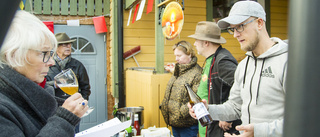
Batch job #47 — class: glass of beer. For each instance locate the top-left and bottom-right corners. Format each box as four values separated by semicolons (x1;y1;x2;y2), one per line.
54;68;79;95
54;68;94;117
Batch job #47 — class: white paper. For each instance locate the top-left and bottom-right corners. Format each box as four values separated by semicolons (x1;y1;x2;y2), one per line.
141;127;171;137
75;118;131;137
67;20;80;26
127;8;133;26
136;0;146;21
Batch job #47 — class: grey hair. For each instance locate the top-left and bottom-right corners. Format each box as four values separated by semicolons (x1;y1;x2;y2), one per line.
0;10;57;68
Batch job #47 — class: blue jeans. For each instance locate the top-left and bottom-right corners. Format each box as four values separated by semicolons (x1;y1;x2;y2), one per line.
172;124;198;137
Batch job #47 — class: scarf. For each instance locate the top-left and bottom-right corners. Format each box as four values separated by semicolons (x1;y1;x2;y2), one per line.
54;54;71;70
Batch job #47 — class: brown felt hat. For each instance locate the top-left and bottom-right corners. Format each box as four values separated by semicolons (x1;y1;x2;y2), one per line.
55;32;76;44
188;21;226;44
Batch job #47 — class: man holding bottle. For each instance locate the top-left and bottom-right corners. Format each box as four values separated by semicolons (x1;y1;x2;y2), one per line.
188;21;241;137
189;1;288;137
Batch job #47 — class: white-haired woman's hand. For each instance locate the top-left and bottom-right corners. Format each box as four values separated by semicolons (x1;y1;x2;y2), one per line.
62;93;89;118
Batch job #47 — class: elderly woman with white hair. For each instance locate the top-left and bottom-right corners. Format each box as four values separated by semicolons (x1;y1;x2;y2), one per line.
0;10;88;136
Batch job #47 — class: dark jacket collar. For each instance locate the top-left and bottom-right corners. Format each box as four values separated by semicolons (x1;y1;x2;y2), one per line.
0;65;57;122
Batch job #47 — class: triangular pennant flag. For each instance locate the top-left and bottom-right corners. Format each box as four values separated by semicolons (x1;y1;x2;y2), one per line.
132;3;140;24
67;20;80;26
147;0;154;14
19;0;26;10
92;16;108;33
136;0;146;21
43;21;54;33
127;8;133;26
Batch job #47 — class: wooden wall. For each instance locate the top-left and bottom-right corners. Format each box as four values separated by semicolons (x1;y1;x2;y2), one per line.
121;0;289;70
25;0;110;16
115;0;289;122
122;0;208;69
270;0;289;40
125;70;171;128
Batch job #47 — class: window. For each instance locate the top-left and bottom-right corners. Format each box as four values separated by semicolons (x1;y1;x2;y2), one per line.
71;37;95;54
208;0;258;23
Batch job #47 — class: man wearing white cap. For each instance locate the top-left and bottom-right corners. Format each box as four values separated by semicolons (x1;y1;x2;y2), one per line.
188;1;288;137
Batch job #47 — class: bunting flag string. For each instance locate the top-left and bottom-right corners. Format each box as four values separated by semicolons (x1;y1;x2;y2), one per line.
39;15;109;33
36;13;109;23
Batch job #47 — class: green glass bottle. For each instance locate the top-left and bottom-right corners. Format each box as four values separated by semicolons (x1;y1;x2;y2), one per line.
185;83;213;127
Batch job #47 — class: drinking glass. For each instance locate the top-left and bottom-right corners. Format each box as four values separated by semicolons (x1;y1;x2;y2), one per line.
54;68;94;117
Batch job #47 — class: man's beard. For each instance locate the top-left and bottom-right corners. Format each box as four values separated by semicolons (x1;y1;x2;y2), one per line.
241;30;259;51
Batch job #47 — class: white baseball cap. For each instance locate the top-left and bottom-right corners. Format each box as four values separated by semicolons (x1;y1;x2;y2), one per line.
217;1;266;29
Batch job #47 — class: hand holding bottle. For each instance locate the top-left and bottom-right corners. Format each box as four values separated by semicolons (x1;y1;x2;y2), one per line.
185;84;213;127
187;99;208;119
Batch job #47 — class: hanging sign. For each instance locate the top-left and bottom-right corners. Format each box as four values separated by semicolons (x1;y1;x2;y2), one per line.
161;2;184;40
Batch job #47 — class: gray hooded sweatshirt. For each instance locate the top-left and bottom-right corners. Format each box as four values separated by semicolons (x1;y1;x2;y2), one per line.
208;37;287;137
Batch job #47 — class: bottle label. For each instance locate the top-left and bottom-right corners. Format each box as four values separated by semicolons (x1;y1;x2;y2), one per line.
192;102;210;120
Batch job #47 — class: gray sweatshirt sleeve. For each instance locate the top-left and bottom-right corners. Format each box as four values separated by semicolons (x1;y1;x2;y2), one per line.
254;119;283;137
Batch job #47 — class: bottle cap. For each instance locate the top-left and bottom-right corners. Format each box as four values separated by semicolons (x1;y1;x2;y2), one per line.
134;114;139;120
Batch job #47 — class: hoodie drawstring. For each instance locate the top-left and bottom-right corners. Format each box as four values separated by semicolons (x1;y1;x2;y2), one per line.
256;58;265;105
243;57;250;88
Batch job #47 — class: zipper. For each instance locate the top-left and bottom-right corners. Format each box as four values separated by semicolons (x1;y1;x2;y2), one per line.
247;58;257;124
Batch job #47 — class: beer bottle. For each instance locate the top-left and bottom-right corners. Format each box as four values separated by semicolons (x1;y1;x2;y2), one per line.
185;83;213;127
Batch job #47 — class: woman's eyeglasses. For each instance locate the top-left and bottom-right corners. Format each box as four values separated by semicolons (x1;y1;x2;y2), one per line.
31;49;54;63
41;51;54;63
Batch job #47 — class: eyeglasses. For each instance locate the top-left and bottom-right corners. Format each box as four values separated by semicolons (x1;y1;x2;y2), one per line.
31;49;54;63
227;18;257;35
59;43;72;47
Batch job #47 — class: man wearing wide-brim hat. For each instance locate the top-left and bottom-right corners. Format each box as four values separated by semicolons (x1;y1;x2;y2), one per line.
188;21;241;137
189;1;288;137
45;32;91;133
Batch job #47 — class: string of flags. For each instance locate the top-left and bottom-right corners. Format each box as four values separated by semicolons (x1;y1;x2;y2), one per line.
18;0;108;34
19;0;108;34
18;0;155;32
127;0;154;26
41;16;108;34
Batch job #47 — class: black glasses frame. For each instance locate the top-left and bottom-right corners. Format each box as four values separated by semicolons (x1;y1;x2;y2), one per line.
41;51;54;63
227;18;257;34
